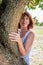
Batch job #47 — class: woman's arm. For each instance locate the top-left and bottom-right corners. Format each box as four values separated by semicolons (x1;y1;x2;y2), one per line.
9;32;35;56
17;32;35;56
17;39;26;56
9;32;26;56
24;32;35;52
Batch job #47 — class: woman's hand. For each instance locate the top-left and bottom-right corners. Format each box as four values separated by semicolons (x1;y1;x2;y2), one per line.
9;32;26;56
9;32;21;43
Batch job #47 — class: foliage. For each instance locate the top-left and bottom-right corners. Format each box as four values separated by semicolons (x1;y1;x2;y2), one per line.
35;21;40;26
27;0;43;10
39;3;43;10
40;22;43;26
32;0;39;5
33;17;43;26
33;16;40;26
27;2;36;9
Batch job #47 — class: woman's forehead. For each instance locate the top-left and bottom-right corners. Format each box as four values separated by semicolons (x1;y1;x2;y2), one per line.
21;14;29;18
24;15;29;18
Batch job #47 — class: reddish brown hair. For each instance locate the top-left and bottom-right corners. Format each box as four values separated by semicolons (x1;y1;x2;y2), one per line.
18;12;34;30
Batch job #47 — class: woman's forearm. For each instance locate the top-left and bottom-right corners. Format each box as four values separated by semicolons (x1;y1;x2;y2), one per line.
9;32;26;56
18;39;26;56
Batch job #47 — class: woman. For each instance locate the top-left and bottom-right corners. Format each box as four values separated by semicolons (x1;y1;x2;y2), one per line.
9;12;35;65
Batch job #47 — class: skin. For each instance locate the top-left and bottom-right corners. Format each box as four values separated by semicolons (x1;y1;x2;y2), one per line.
9;15;35;56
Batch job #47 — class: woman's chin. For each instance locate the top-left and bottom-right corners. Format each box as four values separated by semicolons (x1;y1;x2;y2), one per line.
22;26;27;29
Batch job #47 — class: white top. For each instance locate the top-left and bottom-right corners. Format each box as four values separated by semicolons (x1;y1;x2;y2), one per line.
18;29;33;65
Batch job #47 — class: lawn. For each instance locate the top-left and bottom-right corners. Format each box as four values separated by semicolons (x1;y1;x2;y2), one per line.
30;26;43;65
32;29;43;34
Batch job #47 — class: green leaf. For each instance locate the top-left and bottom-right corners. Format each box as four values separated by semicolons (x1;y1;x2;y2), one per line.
39;4;43;9
33;0;39;5
39;0;43;2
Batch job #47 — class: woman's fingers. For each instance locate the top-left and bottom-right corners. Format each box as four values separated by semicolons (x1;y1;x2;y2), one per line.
9;33;17;37
9;34;14;37
9;32;18;37
9;36;17;42
9;36;17;39
8;32;20;42
10;32;18;35
10;39;17;42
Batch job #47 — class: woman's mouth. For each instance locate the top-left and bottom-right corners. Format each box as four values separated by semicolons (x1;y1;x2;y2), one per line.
22;22;25;25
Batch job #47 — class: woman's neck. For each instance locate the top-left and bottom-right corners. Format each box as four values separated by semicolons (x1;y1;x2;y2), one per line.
20;28;29;38
21;28;28;34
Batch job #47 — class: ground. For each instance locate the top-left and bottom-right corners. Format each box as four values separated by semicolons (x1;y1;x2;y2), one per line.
30;26;43;65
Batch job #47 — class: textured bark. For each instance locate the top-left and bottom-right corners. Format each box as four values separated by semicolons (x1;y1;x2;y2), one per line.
0;0;28;65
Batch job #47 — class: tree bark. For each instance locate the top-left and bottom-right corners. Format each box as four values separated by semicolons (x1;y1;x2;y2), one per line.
0;0;28;65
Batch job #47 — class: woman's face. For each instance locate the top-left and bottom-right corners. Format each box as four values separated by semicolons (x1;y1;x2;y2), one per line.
20;15;30;29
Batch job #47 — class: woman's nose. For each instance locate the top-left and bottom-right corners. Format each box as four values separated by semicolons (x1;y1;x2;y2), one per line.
23;18;26;22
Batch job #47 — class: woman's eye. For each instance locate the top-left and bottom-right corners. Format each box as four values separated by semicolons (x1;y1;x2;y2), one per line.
26;18;28;20
21;17;29;21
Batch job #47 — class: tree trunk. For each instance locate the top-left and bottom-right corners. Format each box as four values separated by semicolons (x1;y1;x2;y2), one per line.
0;0;28;65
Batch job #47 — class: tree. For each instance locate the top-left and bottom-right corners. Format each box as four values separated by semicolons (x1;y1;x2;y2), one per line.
0;0;29;65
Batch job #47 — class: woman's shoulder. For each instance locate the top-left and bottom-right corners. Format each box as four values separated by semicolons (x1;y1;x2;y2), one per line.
27;30;35;38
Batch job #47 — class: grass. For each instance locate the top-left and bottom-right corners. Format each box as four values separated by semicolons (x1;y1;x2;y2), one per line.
32;28;43;34
30;26;43;65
